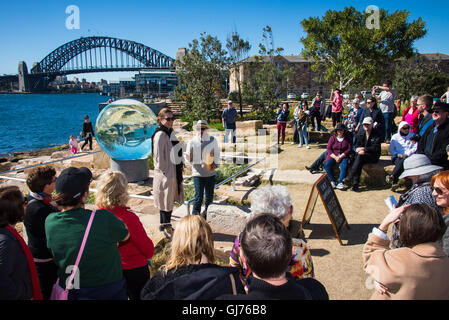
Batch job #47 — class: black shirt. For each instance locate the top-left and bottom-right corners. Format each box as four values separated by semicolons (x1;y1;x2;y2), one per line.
24;197;57;259
417;119;449;170
217;273;329;300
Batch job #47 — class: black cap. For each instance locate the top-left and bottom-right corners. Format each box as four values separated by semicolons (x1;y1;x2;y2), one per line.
55;167;92;198
434;101;449;112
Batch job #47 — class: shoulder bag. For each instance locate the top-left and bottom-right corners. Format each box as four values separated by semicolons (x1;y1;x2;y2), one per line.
50;210;96;300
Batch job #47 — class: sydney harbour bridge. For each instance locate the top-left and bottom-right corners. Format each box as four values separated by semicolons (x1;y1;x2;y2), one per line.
5;36;176;92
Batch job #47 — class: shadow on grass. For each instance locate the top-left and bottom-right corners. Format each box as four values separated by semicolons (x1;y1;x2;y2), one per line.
303;223;377;246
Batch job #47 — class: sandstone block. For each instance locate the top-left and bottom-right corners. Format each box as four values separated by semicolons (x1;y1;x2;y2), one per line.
236;120;263;136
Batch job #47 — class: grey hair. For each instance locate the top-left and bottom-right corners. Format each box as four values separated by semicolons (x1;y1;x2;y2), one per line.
250;185;292;219
411;95;419;101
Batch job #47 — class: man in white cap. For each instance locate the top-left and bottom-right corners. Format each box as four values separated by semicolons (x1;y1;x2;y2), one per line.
222;100;238;143
346;117;382;192
185;120;220;219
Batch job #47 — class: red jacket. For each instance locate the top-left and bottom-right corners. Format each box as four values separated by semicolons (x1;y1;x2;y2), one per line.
103;206;155;270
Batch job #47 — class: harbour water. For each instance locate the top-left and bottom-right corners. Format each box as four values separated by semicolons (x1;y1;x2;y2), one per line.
0;93;107;155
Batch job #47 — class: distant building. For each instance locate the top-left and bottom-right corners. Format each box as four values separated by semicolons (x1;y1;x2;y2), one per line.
119;78;136;94
135;70;178;96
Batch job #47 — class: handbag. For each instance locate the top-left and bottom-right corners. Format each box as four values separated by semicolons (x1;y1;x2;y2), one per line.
50;210;96;300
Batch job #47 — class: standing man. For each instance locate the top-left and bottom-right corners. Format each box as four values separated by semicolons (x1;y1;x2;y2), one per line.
222;100;238;144
310;91;326;131
417;101;449;170
415;94;434;139
186;120;220;219
373;81;396;143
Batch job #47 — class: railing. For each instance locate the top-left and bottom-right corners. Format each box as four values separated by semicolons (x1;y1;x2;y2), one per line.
185;155;266;215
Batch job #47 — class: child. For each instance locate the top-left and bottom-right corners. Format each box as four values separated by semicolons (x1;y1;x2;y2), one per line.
69;135;79;154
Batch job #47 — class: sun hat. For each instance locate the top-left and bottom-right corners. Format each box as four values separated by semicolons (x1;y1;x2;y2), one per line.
55;167;92;199
362;117;373;125
335;123;347;132
399;154;443;180
195;120;209;129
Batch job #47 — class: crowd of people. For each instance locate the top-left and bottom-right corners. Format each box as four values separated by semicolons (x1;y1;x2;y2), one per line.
1;87;449;301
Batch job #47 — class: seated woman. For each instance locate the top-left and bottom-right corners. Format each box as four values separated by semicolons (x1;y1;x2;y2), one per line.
390;154;442;249
141;215;245;299
363;203;449;300
324;123;352;190
229;185;314;293
95;171;155;300
387;121;417;189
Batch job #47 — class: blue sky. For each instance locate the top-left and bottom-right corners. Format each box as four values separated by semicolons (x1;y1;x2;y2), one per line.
1;0;448;82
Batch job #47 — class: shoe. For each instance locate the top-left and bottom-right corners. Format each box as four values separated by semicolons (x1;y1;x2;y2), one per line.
163;226;174;239
385;175;393;185
350;185;359;192
298;145;303;148
306;146;310;149
291;142;296;145
391;183;400;192
331;181;336;188
336;183;344;190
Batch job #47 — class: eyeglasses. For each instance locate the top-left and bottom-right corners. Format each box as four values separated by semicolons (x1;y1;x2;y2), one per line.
402;127;410;130
432;186;447;195
164;117;175;121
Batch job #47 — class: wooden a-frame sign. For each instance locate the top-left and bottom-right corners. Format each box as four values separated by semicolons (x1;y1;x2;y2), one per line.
300;174;350;246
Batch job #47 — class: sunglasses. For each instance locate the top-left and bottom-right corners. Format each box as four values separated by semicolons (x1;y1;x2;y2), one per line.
164;117;175;121
432;187;447;195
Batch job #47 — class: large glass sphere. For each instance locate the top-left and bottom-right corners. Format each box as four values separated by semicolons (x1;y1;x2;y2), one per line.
95;99;158;160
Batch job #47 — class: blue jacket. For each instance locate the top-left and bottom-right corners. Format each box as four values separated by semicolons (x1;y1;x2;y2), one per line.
277;109;290;123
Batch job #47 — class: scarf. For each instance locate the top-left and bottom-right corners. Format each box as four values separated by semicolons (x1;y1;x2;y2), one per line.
5;225;43;300
29;191;56;207
152;124;184;190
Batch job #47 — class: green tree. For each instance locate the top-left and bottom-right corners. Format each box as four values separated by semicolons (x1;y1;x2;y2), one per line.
242;26;293;122
394;54;449;100
175;33;229;123
226;31;251;118
300;6;427;90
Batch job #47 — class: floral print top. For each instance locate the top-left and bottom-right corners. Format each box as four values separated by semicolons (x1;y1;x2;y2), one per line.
229;234;315;292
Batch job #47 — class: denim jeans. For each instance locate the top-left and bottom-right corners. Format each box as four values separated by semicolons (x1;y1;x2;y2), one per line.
383;112;394;141
324;158;348;184
298;124;308;147
193;175;216;218
224;123;236;143
310;151;328;170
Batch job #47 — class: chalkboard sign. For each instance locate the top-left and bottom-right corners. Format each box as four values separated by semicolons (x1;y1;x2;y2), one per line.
300;174;349;245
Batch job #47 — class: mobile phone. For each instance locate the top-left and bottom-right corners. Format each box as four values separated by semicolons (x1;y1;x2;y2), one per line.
384;196;397;210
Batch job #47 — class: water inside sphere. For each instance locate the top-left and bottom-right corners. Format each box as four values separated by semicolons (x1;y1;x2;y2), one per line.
94;99;158;160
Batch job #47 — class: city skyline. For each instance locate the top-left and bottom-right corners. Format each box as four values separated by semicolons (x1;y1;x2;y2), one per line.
1;0;448;82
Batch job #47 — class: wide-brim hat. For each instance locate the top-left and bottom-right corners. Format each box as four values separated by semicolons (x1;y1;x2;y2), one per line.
335;123;347;131
195;120;209;129
399;154;442;179
55;167;92;199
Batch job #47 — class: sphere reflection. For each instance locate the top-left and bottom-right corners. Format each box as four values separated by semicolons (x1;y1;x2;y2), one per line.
94;99;158;160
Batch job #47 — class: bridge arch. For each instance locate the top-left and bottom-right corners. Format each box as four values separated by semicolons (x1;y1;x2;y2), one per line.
30;36;175;75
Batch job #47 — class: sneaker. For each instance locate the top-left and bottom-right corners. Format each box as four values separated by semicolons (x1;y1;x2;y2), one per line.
331;181;336;188
298;145;303;148
163;226;174;239
291;142;296;145
350;185;359;192
336;183;344;190
306;146;310;149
